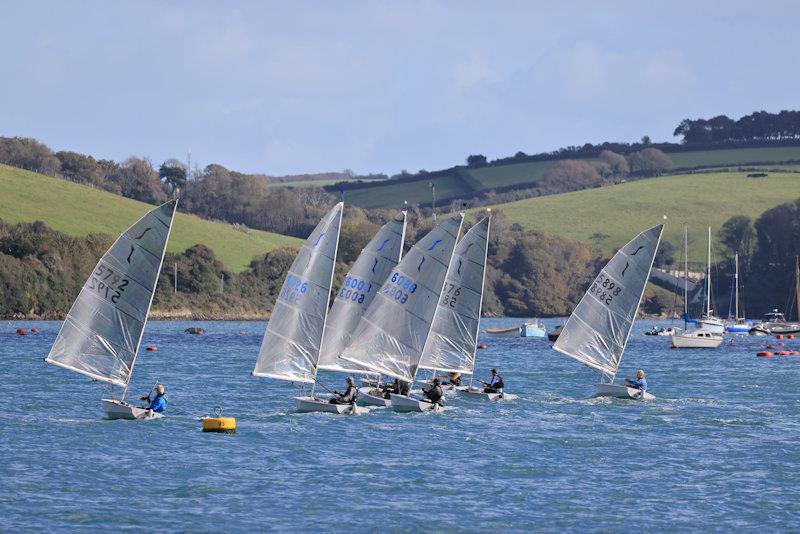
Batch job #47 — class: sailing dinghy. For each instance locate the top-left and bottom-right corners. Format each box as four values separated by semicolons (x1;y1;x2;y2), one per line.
252;203;366;414
317;211;407;407
340;214;464;412
45;200;178;419
553;224;663;400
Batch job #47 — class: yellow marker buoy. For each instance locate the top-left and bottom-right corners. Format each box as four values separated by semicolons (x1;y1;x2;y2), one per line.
201;407;236;434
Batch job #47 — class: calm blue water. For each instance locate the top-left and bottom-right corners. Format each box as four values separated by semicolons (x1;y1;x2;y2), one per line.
2;318;800;532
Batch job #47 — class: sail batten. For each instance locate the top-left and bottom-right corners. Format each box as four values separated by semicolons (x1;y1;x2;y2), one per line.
340;214;464;381
253;203;344;383
554;224;663;379
317;211;407;373
418;217;490;375
45;200;178;387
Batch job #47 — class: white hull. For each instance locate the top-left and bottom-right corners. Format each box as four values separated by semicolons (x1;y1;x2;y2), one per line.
455;386;517;401
484;327;520;337
389;394;440;413
357;387;391;407
294;396;367;415
670;330;724;348
696;319;725;334
101;399;163;420
594;383;655;400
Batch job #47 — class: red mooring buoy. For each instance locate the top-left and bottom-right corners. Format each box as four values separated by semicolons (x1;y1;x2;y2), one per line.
757;352;773;357
16;328;26;336
146;346;158;351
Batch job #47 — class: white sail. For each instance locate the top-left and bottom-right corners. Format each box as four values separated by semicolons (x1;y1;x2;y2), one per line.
252;203;343;384
317;211;407;373
340;214;464;382
45;200;177;387
418;216;490;374
553;224;663;378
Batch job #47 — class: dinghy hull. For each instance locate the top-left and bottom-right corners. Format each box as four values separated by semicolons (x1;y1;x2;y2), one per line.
593;384;655;400
294;396;366;415
357;387;391;407
484;327;520;337
390;394;439;413
455;386;517;401
101;399;163;420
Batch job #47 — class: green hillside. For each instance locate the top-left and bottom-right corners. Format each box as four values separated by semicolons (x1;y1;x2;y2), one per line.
342;145;800;209
476;171;800;260
0;164;302;271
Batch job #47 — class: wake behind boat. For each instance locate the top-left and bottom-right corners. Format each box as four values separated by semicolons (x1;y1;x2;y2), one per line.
45;200;178;419
553;224;663;400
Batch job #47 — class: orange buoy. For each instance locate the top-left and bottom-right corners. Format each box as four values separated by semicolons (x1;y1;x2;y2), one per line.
777;334;784;340
477;344;488;349
757;352;773;357
777;350;791;356
767;344;776;349
146;346;158;351
788;334;796;340
16;328;26;336
30;327;39;333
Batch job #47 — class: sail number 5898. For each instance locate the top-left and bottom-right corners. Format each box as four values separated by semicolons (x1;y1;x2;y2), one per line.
589;273;621;306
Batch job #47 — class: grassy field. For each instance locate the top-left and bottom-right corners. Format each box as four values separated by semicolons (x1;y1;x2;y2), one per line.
474;171;800;260
343;145;800;209
0;165;302;271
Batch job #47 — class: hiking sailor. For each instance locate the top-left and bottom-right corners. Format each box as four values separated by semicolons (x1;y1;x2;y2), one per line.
330;377;358;405
422;377;445;407
480;368;504;393
140;384;167;414
625;370;647;392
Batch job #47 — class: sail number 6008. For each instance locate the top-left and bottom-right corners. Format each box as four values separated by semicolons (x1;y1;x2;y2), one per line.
382;272;417;304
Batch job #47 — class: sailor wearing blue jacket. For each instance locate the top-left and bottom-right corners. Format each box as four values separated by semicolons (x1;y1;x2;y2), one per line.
625;370;647;391
141;384;167;413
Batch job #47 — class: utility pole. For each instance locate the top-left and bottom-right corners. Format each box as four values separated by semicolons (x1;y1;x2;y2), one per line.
429;182;436;224
220;273;225;294
174;262;178;294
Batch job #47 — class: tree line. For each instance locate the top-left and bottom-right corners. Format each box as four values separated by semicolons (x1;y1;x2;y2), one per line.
674;110;800;145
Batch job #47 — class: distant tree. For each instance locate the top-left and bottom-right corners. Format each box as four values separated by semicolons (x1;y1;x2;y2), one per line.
598;150;629;178
542;160;602;190
466;154;488;168
641;135;652;145
55;151;103;187
0;137;61;175
627;148;672;176
118;157;167;204
158;159;187;193
718;215;756;267
654;240;676;267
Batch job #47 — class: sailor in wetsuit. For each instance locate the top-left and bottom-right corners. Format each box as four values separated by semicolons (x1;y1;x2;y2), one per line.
480;369;504;393
625;370;647;392
444;372;462;387
422;378;445;407
140;384;167;414
330;377;358;405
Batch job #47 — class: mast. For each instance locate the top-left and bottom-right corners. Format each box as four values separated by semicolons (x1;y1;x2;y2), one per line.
706;225;712;317
796;256;800;322
734;252;740;321
683;223;688;329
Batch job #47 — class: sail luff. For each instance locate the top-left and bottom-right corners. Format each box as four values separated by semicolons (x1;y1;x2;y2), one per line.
339;214;464;382
417;216;490;375
311;203;344;381
124;199;178;395
252;203;343;384
45;200;178;387
553;224;663;380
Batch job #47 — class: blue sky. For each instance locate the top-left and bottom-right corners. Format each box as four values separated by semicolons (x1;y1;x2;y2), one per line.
2;1;798;176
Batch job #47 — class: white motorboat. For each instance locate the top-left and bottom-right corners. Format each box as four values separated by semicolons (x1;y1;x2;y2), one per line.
594;383;655;401
670;328;724;348
45;200;178;419
295;396;367;415
455;386;518;401
554;224;664;400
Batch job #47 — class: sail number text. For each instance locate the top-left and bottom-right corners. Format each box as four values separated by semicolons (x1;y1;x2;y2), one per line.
280;274;308;304
441;283;461;308
339;276;372;304
382;272;417;304
589;273;621;306
89;265;129;304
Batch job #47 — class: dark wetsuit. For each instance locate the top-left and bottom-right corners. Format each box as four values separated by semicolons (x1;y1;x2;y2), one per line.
484;375;504;393
423;385;445;406
330;385;358;404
